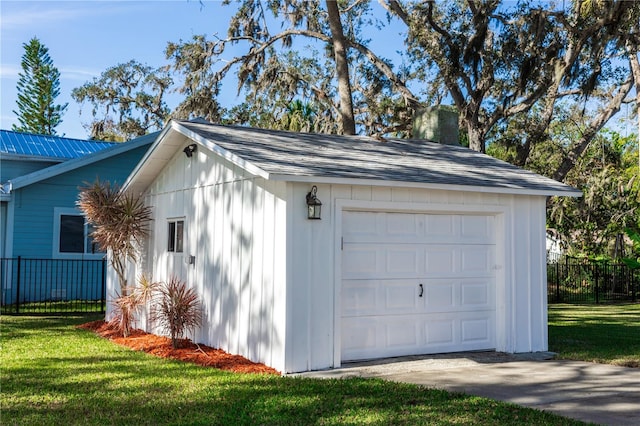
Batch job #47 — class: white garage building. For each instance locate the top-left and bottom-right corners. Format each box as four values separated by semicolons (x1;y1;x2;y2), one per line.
115;119;580;373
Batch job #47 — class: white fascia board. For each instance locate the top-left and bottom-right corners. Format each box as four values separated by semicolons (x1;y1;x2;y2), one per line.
9;135;155;191
172;121;270;180
121;125;175;193
267;174;583;198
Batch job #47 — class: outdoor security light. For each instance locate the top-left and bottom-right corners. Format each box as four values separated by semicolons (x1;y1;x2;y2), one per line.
306;185;322;220
183;144;197;158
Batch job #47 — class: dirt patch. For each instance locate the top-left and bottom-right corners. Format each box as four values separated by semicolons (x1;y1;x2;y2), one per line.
78;320;280;375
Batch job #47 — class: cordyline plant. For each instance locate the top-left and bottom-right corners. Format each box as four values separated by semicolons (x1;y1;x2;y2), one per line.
77;180;152;296
150;276;203;349
110;274;162;337
77;180;153;337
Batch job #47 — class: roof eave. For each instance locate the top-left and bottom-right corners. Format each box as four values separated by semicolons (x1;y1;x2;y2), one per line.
122;120;270;195
268;174;583;198
9;134;156;191
172;121;270;179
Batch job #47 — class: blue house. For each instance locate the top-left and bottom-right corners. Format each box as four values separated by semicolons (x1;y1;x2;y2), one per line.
1;130;155;309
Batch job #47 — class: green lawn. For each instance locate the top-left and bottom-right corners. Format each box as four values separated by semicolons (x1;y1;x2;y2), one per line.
548;303;640;367
0;315;583;426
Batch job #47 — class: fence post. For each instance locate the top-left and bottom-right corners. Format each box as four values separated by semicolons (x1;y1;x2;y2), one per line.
101;258;106;313
594;262;599;304
15;256;21;314
555;261;560;302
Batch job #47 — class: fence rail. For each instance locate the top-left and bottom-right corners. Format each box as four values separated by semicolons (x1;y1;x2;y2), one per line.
547;256;639;304
1;257;106;314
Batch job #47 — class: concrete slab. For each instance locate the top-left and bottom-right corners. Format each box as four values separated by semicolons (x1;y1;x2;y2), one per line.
295;352;640;426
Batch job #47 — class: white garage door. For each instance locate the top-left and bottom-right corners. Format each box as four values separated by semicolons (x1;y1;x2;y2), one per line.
341;211;496;361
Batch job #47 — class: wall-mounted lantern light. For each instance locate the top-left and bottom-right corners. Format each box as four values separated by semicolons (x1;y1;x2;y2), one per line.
306;185;322;220
183;143;197;158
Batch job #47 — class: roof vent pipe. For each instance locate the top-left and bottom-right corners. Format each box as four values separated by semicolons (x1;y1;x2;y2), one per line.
412;106;460;146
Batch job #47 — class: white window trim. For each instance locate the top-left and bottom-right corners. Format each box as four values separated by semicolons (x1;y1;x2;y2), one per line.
167;217;186;254
52;207;104;259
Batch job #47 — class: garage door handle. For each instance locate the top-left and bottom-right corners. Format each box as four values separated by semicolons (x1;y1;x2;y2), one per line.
418;283;423;298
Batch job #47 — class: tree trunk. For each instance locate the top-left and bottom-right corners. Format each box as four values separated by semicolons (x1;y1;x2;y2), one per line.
628;48;640;171
465;120;485;153
326;0;356;135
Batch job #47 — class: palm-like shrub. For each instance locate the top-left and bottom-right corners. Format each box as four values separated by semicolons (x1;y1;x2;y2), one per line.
150;277;203;348
77;180;152;296
78;180;152;336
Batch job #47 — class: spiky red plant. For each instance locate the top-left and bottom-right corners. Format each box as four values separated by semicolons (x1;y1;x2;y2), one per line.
150;277;203;348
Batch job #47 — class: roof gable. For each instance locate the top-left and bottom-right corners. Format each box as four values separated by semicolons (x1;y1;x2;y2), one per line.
0;130;115;160
124;120;580;197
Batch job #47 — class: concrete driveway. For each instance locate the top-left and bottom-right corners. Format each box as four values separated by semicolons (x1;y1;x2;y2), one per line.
297;352;640;425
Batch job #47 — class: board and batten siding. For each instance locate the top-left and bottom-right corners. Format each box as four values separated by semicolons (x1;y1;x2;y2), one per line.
136;145;288;373
286;182;548;373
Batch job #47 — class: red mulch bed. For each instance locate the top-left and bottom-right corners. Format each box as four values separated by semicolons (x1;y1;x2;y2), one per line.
77;320;280;375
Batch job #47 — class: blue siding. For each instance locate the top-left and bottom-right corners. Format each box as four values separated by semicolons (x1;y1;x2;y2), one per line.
1;159;60;182
11;145;149;259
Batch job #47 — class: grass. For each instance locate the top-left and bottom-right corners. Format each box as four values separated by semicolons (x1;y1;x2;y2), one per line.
0;315;584;426
548;303;640;367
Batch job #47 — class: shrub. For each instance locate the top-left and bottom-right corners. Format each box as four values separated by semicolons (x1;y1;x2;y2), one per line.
109;274;161;337
150;276;203;348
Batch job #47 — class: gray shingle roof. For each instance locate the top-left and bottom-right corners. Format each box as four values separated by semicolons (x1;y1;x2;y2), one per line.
177;121;579;196
0;130;114;160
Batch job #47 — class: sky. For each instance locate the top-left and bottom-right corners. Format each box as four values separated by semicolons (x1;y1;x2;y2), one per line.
0;0;245;139
1;1;635;141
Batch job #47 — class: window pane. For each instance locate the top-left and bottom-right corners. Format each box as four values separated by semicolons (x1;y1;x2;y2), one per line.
175;221;184;253
168;222;176;252
60;215;84;253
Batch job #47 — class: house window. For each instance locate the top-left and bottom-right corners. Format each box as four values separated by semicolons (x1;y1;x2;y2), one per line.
168;219;184;253
60;215;85;253
53;208;105;258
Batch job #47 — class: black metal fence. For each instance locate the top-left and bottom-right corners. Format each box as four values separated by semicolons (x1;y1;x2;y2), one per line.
547;255;640;303
1;257;106;314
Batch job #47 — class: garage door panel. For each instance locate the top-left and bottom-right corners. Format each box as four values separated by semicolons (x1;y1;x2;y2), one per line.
423;279;493;311
343;279;421;316
386;247;421;275
425;319;454;345
342;311;496;361
424;248;456;275
424;281;454;308
460;215;494;241
341;318;376;355
385;318;420;348
461;317;492;344
344;243;424;279
460;281;491;306
460;246;494;275
342;281;378;314
341;211;497;362
342;247;379;277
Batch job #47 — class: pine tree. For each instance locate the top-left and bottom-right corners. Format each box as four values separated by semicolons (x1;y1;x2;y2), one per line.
12;37;67;135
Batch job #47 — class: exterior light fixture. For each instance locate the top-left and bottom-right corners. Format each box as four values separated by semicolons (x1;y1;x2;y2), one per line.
183;143;197;158
306;185;322;220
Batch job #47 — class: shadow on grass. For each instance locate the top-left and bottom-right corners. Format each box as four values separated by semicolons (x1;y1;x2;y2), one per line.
1;316;583;426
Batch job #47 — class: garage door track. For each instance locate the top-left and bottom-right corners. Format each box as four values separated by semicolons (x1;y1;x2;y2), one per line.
297;352;640;426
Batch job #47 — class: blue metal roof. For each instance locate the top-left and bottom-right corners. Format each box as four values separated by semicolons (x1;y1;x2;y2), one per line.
0;130;116;160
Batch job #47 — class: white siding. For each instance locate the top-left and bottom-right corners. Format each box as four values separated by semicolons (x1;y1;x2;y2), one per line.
287;184;549;372
135;145;288;372
107;146;551;373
